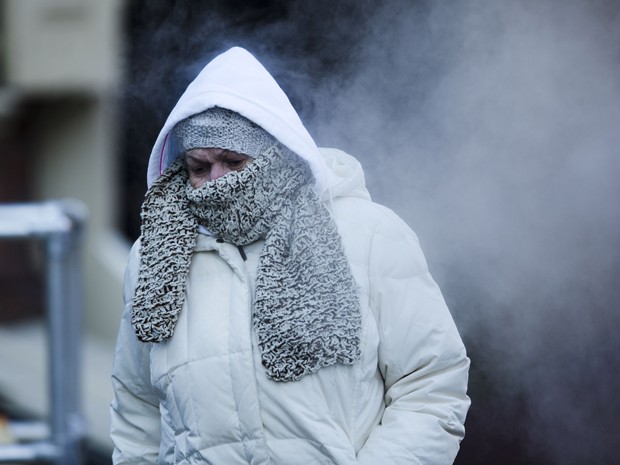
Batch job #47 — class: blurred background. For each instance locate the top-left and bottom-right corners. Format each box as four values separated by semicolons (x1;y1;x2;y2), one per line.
1;0;619;463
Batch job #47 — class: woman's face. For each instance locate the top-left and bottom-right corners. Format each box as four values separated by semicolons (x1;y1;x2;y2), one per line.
185;148;253;188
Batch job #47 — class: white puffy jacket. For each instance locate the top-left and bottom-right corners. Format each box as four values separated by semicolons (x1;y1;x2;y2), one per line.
110;47;470;465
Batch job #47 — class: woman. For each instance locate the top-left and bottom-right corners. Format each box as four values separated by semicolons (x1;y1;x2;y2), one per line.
110;47;470;465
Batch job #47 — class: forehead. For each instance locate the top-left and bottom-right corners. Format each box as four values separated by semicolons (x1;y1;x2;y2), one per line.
185;148;246;161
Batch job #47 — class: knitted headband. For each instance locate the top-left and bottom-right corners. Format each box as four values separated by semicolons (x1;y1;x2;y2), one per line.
172;107;277;158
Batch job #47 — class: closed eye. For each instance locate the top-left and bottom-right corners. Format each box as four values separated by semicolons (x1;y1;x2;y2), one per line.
186;160;211;175
187;163;212;174
226;158;248;169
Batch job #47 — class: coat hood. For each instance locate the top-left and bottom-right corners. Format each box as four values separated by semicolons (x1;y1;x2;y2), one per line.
146;47;329;194
320;147;371;201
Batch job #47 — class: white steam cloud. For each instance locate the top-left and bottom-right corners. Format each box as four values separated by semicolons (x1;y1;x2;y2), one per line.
310;0;620;463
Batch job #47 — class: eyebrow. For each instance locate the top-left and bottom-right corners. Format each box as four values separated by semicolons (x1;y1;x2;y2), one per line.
185;153;214;163
184;150;224;164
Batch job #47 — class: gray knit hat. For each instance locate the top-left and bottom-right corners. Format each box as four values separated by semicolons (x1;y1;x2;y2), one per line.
172;107;277;158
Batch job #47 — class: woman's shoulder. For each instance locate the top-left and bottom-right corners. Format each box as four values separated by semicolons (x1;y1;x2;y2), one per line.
332;196;420;245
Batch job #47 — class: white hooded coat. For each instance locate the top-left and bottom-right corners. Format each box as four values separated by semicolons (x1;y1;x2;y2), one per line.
110;47;470;465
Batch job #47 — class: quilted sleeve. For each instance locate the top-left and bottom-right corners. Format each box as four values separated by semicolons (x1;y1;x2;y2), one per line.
109;241;161;464
357;209;470;465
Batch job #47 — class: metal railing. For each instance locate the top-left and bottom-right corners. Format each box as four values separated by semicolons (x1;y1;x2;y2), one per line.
0;200;87;465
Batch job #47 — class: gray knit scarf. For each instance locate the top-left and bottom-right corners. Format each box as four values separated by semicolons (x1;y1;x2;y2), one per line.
132;145;361;381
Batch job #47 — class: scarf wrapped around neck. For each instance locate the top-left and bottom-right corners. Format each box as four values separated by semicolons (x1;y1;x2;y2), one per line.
132;145;361;381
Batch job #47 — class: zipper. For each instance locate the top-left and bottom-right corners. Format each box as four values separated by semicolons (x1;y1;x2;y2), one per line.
236;244;247;261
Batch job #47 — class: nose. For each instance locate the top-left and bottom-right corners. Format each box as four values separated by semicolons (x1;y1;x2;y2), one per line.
209;163;230;181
